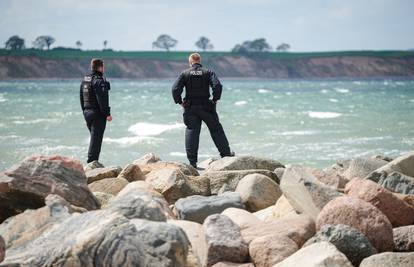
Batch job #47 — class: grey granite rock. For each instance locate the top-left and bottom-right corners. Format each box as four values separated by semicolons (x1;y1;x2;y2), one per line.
85;165;122;183
206;156;284;172
375;171;414;195
360;252;414;267
393;225;414;252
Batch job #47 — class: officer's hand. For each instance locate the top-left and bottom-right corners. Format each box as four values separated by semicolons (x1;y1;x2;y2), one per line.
106;115;113;122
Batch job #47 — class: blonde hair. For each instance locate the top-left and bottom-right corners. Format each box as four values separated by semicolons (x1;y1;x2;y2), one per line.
189;53;201;64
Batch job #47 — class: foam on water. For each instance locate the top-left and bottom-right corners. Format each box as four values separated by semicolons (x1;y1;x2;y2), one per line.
104;136;159;146
234;101;248;106
0;94;7;103
334;88;350;93
128;122;184;136
320;89;329;94
13;118;59;125
329;98;339;103
258;89;270;93
308;111;342;119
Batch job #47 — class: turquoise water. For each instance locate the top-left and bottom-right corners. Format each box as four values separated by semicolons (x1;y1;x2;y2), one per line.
0;79;413;171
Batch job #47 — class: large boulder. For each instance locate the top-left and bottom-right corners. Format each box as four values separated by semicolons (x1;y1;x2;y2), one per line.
304;224;376;266
273;241;353;267
203;214;248;266
0;155;99;222
249;234;298;267
308;167;348;189
374;171;414;195
343;157;388;180
203;170;279;194
88;177;129;195
85;165;122;183
83;160;104;172
0;236;4;263
133;152;161;166
131;219;189;267
280;165;343;220
221;208;261;230
360;252;414;267
205;156;284;172
235;173;282;212
241;214;315;246
146;168;210;204
118;163;145;182
254;195;296;222
316;196;394;252
366;151;414;181
140;161;199;176
393;225;414;252
93;192;114;208
174;192;245;223
345;178;414;226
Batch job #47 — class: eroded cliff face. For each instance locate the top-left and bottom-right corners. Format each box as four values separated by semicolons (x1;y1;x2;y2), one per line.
0;54;413;79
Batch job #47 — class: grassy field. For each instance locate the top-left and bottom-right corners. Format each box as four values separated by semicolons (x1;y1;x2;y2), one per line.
0;49;413;61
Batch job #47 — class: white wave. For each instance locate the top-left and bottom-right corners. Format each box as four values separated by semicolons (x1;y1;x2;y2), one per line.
234;101;248;106
104;136;159;146
409;99;414;103
258;89;270;93
0;94;7;103
285;92;292;95
13;118;58;125
274;130;319;136
320;89;328;94
308;111;342;119
329;98;339;103
170;152;186;157
128;122;184;136
334;88;350;93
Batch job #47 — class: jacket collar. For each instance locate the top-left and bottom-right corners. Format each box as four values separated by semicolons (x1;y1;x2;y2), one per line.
92;70;103;77
191;63;202;68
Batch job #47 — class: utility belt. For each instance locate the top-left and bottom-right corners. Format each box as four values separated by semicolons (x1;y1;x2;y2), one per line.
184;98;210;106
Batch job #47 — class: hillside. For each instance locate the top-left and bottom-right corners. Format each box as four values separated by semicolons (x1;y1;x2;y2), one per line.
0;49;414;79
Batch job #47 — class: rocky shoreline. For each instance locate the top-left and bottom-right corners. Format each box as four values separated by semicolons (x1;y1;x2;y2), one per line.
0;152;414;266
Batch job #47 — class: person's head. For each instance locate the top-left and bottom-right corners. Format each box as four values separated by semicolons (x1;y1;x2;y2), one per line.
91;58;104;73
188;53;201;66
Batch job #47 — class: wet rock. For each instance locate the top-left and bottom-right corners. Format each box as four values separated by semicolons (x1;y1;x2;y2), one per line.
146;168;210;204
280;165;343;220
254;195;296;222
85;165;122;183
222;208;261;230
375;171;414;195
131;219;189;267
235;173;282;212
360;252;414;267
83;160;104;172
304;224;376;266
345;178;414;226
93;191;114;208
174;192;245;223
206;156;284;172
241;214;315;246
249;234;298;267
168;220;207;267
393;225;414;252
203;214;248;266
0;236;4;263
133;152;161;166
0;155;99;222
141;161;199;176
343;157;388;180
118;163;145;182
367;151;414;181
88;177;129;195
274;241;353;267
204;170;279;194
316;196;394;252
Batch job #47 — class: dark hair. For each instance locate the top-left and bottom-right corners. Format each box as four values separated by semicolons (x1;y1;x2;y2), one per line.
91;58;104;71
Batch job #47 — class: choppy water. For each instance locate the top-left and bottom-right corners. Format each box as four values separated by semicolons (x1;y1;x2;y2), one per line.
0;79;413;170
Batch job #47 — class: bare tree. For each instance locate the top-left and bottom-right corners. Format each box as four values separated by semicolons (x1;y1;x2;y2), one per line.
33;36;55;50
276;43;291;52
195;36;213;51
5;35;25;50
152;34;177;51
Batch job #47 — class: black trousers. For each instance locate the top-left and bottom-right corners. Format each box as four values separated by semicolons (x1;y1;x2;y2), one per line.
84;109;106;163
183;102;231;165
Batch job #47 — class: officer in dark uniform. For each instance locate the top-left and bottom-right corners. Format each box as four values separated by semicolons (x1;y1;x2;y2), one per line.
80;58;112;163
172;53;234;168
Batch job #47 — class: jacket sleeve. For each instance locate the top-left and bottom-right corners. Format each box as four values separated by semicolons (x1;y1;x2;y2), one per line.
209;70;222;102
80;83;85;111
93;78;111;117
172;72;186;104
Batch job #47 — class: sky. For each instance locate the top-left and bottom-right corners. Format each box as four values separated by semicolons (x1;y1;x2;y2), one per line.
0;0;413;52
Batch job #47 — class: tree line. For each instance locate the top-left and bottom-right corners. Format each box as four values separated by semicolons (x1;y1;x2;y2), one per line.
4;34;291;52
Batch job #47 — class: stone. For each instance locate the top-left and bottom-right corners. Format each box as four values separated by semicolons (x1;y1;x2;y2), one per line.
254;195;296;222
0;155;99;222
93;191;114;208
141;161;199;176
118;163;145;182
393;225;414;252
345;178;414;226
168;220;207;267
198;158;217;170
1;210;147;266
206;156;284;172
146;168;210;204
203;170;279;194
131;219;189;267
375;171;414;195
235;173;282;212
273;241;353;267
367;151;414;181
88;177;129;195
83;160;104;172
174;192;245;223
249;234;298;267
396;193;414;208
274;167;285;181
241;214;315;246
360;252;414;267
343;157;388;180
85;165;122;183
0;235;4;263
133;152;161;166
211;263;254;267
221;208;261;230
316;196;394;252
280;165;343;220
372;154;394;162
203;214;248;266
308;167;348;189
304;224;376;266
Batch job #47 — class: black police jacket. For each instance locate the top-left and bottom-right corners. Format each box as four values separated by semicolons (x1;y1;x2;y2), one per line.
171;63;223;104
80;71;111;117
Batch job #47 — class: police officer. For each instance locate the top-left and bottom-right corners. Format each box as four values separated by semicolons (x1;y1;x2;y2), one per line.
80;58;112;163
172;53;234;168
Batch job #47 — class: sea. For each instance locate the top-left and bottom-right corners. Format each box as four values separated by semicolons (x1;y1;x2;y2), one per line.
0;79;413;171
